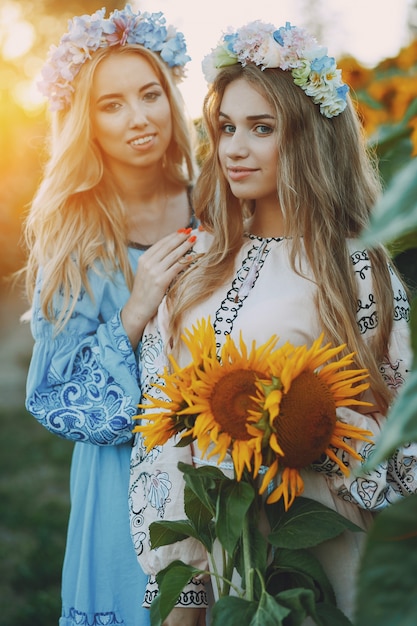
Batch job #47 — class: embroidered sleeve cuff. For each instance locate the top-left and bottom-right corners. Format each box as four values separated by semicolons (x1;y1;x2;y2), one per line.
143;575;208;609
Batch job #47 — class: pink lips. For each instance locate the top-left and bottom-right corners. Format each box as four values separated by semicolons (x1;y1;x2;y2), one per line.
227;167;256;181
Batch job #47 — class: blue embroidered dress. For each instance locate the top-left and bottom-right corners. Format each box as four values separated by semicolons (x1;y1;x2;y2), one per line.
26;247;151;626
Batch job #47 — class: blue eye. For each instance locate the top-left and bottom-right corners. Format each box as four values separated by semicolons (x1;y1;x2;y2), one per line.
256;124;273;134
221;123;235;134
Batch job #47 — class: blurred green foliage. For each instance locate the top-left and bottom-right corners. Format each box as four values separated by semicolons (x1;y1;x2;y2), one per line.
0;407;73;626
350;44;417;626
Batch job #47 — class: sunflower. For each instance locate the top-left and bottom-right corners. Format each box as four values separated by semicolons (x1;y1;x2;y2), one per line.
134;318;278;480
135;320;374;511
133;359;197;449
180;329;279;480
251;335;374;510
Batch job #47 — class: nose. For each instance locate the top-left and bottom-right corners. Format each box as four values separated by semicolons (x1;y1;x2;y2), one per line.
129;102;149;128
225;129;248;159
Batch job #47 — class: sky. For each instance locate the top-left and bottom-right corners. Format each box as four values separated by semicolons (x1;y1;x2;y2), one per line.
132;0;411;118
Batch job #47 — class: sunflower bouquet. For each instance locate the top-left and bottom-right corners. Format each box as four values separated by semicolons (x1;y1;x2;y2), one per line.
134;318;373;625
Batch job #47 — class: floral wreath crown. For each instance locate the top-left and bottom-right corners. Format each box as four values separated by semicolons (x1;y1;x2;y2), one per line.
38;4;191;111
202;21;349;118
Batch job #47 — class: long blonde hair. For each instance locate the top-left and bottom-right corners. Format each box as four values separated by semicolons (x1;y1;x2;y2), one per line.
24;44;195;330
168;64;405;412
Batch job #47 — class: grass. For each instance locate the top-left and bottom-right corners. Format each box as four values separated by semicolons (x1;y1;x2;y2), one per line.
0;406;73;626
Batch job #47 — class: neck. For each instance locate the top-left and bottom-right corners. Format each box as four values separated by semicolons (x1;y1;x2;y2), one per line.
106;159;167;205
124;181;190;247
249;201;286;238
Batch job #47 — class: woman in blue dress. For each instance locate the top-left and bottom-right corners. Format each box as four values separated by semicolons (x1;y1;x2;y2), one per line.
23;5;198;625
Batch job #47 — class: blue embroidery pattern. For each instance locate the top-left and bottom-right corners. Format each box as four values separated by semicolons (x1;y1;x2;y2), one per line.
27;344;134;445
61;606;124;625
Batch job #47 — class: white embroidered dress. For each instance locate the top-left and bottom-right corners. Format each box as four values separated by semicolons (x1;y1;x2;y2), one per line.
129;231;414;619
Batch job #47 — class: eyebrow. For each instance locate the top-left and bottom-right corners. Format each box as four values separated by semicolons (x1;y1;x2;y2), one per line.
96;81;161;104
219;111;276;121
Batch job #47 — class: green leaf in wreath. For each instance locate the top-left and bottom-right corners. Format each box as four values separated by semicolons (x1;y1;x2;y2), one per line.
216;479;255;556
151;560;203;625
267;548;336;605
266;497;362;549
355;494;417;626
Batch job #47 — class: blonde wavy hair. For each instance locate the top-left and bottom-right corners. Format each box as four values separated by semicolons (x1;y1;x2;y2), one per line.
167;63;406;412
24;44;196;330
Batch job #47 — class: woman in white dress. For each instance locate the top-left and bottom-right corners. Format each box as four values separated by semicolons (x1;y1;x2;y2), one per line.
129;20;415;626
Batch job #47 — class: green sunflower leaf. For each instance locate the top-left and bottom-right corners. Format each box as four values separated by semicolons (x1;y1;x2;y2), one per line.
360;157;417;246
266;497;362;549
211;596;258;626
184;484;215;552
178;461;226;516
216;479;255;555
355;494;417;626
211;591;291;626
274;588;353;626
151;560;203;625
267;548;335;605
149;519;199;548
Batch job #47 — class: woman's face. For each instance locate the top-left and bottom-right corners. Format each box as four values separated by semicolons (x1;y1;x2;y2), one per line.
217;78;278;209
91;52;172;174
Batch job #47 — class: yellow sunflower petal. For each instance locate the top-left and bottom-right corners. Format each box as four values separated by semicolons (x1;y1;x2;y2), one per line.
270;433;285;456
232;440;254;481
266;467;305;510
324;446;350;476
259;459;279;495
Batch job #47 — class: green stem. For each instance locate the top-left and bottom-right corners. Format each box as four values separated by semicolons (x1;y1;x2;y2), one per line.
242;511;254;602
208;553;243;598
208;550;222;598
222;548;234;596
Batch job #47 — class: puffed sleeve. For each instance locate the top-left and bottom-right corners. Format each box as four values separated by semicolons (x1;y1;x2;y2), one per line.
26;268;140;445
312;251;415;511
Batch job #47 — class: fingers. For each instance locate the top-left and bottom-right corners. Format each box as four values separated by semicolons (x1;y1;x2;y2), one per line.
121;229;199;348
137;231;197;279
140;229;197;264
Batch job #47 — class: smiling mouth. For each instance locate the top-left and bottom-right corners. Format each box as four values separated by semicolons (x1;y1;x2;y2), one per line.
227;167;256;180
130;135;154;146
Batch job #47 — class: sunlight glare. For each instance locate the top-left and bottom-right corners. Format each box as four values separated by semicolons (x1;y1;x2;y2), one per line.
0;2;35;60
